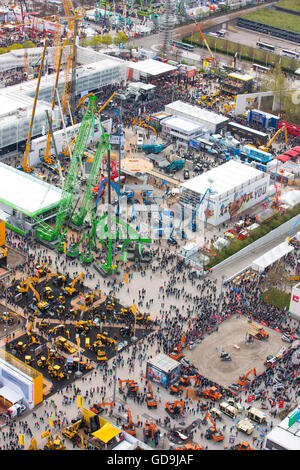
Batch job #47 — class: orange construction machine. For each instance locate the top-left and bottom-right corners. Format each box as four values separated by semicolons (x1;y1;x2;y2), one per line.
146;382;158;408
122;408;136;436
200;386;222;401
237;368;256;387
143;421;160;445
119;379;139;396
90;402;113;415
204;410;224;442
169;333;185;361
165;400;185;417
179;375;198;387
174;442;203;450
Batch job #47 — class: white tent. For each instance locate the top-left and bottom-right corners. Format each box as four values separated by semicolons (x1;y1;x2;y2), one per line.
0;385;23;405
280;190;300;208
251;241;294;273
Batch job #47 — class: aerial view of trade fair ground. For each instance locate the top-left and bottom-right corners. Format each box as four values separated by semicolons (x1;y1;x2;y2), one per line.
0;0;300;459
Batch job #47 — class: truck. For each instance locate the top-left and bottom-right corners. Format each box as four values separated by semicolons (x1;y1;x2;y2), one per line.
162;160;185;174
142;142;172;154
7;403;26;419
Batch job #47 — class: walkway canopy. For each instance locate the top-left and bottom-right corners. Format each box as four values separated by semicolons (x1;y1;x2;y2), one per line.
251;241;294;273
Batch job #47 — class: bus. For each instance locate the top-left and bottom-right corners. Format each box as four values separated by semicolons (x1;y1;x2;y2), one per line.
227;121;269;146
170;40;195;51
282;49;299;59
252;63;271;74
216;29;226;37
256;41;275;52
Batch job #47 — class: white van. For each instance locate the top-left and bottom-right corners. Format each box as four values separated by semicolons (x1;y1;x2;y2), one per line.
7;403;26;419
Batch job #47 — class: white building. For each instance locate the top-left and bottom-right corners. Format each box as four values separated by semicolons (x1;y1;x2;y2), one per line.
165;101;229;134
180;160;270;226
289;281;300;321
264;408;300;450
161;115;204;142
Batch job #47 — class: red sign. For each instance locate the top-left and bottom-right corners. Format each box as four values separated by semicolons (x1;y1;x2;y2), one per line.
292;295;299;303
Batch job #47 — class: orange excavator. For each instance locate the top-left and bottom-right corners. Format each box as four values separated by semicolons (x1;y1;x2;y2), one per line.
119;379;139;396
234;441;254;450
122;408;136;436
204;410;224;442
165;400;185;418
237;368;256;387
169;333;185;361
90;402;113;415
179;375;198;387
146;382;158;408
170;381;184;396
143;421;160;445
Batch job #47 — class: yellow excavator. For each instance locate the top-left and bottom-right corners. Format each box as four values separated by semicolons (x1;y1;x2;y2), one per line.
61;272;84;296
17;280;49;311
41;430;66;450
62;418;84;441
259;126;287;153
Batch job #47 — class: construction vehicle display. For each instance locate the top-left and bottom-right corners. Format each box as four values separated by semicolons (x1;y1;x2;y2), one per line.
234;441;254;451
0;312;14;325
122;408;136;436
96;332;117;348
119;379;139;396
62;418;84;442
90;402;113;415
173;442;203;451
165;400;185;418
55;336;77;354
143;421;160;445
170;382;184;396
48;364;67;381
179;375;198;387
61;272;84;296
247;321;269;340
146;382;158;408
48;324;67;337
141;142;172;154
16;280;49;311
74;320;94;333
200;386;222;401
41;430;66;450
203;410;224;442
237;368;256;387
169;333;185;361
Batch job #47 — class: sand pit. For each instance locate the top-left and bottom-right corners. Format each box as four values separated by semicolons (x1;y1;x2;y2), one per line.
121;157;153;174
184;315;285;388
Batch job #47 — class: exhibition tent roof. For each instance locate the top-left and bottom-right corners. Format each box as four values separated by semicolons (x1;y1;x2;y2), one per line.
0;162;63;217
92;423;121;443
0;386;23;405
251;241;294;273
127;59;176;76
276;154;291;162
180;160;264;199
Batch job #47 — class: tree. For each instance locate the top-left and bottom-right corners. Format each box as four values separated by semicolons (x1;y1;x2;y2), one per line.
0;48;7;55
89;35;102;50
113;31;128;46
101;33;113;47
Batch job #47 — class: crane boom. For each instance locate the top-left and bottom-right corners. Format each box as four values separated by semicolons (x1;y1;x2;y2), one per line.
191;14;214;61
21;39;48;173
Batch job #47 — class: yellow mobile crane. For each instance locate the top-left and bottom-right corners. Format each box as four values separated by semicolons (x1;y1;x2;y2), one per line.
21;39;48;174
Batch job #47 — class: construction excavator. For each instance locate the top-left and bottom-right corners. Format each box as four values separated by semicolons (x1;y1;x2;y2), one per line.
169;333;185;361
122;408;136;436
237;368;256;387
146;382;158;408
74;320;94;333
179;375;198;387
90;402;113;415
204;410;224;442
41;430;66;450
144;421;160;445
234;441;254;451
61;272;84;296
165;400;185;418
62;418;84;441
259;126;287;153
119;379;139;396
16;280;49;311
45;273;66;287
170;381;184;396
